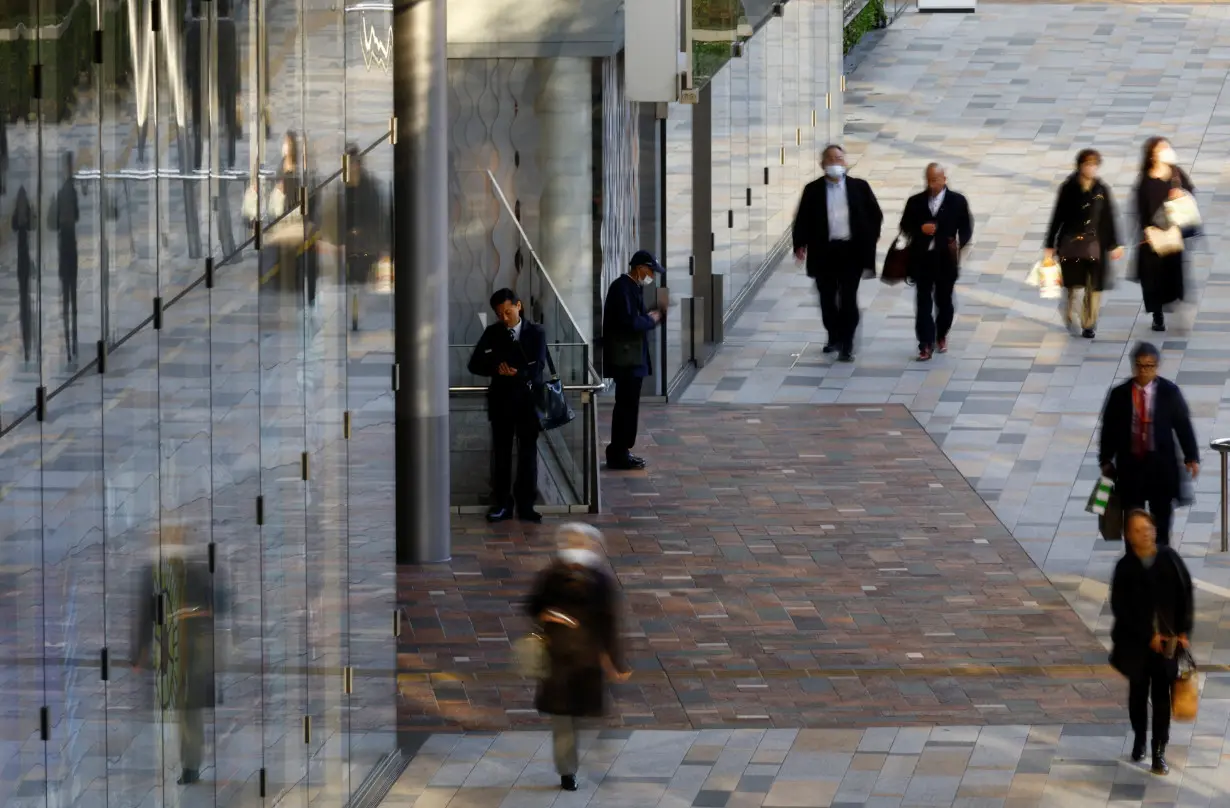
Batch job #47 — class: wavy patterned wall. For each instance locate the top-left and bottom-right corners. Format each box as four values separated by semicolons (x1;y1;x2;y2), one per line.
600;56;640;307
447;58;546;348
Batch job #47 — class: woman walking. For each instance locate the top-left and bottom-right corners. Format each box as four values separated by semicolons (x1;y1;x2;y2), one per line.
1110;509;1194;776
525;523;629;791
1135;137;1195;332
1043;148;1123;339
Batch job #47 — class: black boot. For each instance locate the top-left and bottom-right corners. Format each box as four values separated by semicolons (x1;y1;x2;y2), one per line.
560;774;577;791
1152;312;1166;332
1151;741;1169;775
1131;735;1145;763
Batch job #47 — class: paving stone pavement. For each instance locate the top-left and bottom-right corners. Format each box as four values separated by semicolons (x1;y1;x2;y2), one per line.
681;1;1230;653
397;404;1123;731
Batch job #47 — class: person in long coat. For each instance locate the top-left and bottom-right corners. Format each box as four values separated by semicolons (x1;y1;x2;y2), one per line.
12;185;34;363
1043;149;1123;339
1110;509;1193;776
49;152;79;362
525;524;629;792
1134;137;1194;333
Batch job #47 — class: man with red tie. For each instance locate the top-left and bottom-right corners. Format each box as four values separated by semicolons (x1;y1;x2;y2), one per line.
1099;342;1200;545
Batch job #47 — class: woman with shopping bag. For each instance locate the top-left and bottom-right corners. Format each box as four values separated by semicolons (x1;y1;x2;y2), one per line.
1043;149;1124;339
1134;137;1197;332
1109;509;1194;776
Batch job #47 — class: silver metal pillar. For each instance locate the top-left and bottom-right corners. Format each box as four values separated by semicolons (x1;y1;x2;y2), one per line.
691;83;714;346
393;0;450;564
1213;439;1230;553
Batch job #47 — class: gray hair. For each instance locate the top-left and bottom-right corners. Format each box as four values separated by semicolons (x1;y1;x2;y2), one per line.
926;162;946;177
555;522;605;551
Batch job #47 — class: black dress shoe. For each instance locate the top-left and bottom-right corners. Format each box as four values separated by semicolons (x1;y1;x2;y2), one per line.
1151;742;1169;775
1152;314;1166;332
485;506;514;523
838;350;854;363
560;774;578;791
627;454;647;467
517;509;543;524
178;768;200;785
822;343;837;354
607;456;645;471
1081;328;1095;339
1131;735;1145;763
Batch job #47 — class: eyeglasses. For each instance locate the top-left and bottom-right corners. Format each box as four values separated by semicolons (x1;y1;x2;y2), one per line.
1135;362;1158;370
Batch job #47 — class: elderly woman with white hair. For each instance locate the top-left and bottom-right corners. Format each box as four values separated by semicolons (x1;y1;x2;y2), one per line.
525;522;629;791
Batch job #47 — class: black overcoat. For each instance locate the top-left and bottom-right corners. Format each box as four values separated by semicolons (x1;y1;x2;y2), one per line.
525;560;622;718
1110;545;1193;679
1044;173;1121;291
1134;169;1194;312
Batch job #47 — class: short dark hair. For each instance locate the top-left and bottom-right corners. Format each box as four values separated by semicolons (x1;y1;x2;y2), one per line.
1131;341;1160;364
821;144;844;161
1076;148;1101;168
489;288;519;310
1126;509;1154;529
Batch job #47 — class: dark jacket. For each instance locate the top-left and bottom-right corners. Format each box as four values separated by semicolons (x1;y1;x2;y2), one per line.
1098;377;1199;502
1045;174;1121;291
601;274;656;379
1110;545;1193;679
791;175;884;278
526;560;622;717
897;187;974;277
1134;170;1194;309
467;320;547;420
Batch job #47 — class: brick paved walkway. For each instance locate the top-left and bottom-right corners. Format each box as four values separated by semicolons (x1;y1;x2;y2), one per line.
396;404;1118;731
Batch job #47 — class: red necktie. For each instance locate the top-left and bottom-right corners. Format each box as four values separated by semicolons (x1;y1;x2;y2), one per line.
1132;385;1150;456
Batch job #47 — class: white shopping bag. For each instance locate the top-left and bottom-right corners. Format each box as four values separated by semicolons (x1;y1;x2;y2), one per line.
1026;259;1062;300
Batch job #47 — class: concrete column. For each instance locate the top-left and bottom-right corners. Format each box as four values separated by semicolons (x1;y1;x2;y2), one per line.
535;57;595;341
393;0;450;564
691;83;714;346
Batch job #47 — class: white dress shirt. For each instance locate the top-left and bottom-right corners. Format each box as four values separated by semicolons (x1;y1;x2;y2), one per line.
826;178;851;242
508;319;523;341
927;188;946;251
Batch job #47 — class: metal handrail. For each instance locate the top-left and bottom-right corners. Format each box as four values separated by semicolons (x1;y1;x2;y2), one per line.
449;383;606;394
1212;439;1230;552
484;170;603;386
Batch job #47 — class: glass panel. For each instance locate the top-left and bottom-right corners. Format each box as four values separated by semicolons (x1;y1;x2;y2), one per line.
664;105;693;381
728;45;752;303
690;0;752;90
711;66;731;320
0;415;47;806
747;30;768;287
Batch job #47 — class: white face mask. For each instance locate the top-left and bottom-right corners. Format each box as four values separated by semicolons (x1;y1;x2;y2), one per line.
640;273;656;287
559;548;602;568
824;164;846;180
1158;146;1178;166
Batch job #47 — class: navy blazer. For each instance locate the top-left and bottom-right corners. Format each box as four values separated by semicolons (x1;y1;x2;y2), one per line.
1098;377;1199;500
791;175;884;278
467;320;548;419
601;274;656;378
897;188;974;275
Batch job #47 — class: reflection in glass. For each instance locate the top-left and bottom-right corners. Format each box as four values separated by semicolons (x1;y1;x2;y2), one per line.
690;0;753;90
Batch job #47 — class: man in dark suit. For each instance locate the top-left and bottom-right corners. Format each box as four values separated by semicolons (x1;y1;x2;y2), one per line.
1099;342;1200;545
898;163;974;361
792;144;883;362
468;289;548;523
602;250;663;470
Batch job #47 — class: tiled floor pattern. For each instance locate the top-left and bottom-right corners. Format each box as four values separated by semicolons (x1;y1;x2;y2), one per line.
382;725;1230;808
397;405;1124;729
680;2;1230;649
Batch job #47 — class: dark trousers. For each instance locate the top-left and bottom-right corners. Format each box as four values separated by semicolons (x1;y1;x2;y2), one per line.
815;270;863;352
914;263;956;349
490;411;540;510
607;375;644;460
59;272;79;358
1117;462;1175;546
1129;651;1175;745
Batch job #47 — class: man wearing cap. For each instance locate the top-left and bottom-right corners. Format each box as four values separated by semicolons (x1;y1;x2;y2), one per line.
601;251;663;470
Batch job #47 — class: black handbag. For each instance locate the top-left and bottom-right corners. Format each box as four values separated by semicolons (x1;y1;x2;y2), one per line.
535;349;575;431
881;234;910;285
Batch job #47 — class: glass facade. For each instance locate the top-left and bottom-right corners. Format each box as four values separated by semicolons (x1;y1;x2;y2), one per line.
0;0;398;804
665;0;839;386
